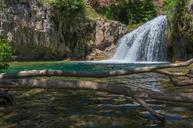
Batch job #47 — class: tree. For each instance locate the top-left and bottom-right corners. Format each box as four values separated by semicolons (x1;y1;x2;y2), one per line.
0;37;13;107
0;37;12;71
164;0;193;59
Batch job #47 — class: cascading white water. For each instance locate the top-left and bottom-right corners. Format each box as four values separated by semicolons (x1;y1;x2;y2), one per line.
111;15;168;62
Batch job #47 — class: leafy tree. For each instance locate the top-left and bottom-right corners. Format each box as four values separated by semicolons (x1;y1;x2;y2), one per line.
0;37;12;70
164;0;193;59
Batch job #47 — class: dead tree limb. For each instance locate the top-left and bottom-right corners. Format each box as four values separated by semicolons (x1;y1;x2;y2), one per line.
135;98;165;122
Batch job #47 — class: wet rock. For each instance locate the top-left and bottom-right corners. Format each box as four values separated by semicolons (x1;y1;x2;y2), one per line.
87;18;127;60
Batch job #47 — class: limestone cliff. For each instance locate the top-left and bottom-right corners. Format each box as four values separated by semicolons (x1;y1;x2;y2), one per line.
0;0;127;60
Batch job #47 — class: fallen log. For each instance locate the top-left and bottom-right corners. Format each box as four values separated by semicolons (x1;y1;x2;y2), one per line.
1;79;193;103
0;58;192;79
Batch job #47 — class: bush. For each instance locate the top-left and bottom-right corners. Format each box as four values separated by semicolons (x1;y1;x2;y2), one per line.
0;37;12;70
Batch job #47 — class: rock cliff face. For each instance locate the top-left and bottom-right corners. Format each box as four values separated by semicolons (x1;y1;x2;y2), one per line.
89;18;127;60
0;0;127;60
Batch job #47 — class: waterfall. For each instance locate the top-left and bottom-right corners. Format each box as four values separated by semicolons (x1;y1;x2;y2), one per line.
111;15;168;62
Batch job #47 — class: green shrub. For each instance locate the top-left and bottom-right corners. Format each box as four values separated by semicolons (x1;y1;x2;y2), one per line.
0;37;12;70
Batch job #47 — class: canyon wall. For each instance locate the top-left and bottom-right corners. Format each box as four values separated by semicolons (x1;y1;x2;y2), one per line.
0;0;127;60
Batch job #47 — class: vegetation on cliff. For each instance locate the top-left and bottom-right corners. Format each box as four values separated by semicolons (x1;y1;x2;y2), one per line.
164;0;193;60
89;0;156;25
44;0;94;59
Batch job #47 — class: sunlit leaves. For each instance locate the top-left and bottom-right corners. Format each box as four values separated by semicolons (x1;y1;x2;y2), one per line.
0;37;12;70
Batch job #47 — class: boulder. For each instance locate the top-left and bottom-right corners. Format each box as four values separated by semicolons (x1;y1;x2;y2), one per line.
87;18;127;59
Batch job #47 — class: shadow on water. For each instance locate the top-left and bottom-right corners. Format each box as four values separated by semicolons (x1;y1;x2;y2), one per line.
0;89;193;128
0;89;143;128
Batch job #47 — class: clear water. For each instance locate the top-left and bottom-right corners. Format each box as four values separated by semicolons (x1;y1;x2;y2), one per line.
7;61;166;72
6;61;165;91
1;61;193;128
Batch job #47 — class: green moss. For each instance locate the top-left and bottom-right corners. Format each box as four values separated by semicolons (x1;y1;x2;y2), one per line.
127;23;142;32
85;5;106;20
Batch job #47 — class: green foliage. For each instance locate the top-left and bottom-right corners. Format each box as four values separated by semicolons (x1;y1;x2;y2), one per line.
0;0;3;11
98;0;156;25
0;37;12;70
46;0;94;58
49;0;84;17
164;0;193;57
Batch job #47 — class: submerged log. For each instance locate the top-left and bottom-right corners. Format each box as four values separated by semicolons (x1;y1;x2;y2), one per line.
169;77;193;86
1;79;193;103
